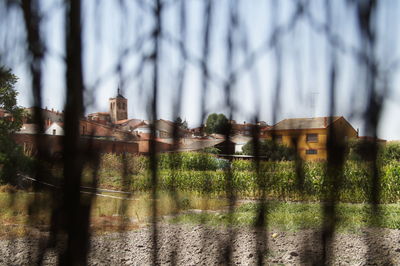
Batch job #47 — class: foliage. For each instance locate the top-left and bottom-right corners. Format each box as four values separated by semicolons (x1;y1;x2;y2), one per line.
347;140;400;164
171;201;400;231
95;153;400;204
347;139;380;161
205;113;229;134
0;67;25;185
157;152;223;171
380;143;400;163
242;139;296;161
0;67;23;134
175;116;188;130
201;147;221;154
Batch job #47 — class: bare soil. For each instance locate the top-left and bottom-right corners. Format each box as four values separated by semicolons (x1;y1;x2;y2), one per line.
1;224;400;265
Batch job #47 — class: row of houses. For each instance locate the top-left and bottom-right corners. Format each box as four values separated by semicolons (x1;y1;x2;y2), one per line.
2;89;385;160
15;113;379;161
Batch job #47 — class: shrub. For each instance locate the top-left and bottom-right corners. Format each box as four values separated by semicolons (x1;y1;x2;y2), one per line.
242;139;296;161
97;153;148;181
201;147;221;154
380;143;400;163
158;152;221;171
346;139;393;162
0;146;34;185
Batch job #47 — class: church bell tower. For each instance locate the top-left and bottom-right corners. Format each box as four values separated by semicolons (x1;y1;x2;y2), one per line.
109;88;128;123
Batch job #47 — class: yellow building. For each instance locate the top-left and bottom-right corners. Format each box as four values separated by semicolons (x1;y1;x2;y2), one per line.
267;116;358;160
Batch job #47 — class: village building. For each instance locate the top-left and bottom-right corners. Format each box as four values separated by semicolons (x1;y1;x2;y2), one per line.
12;87;372;159
109;88;128;123
266;116;358;160
154;119;191;139
17;124;40;134
230;135;252;153
44;122;64;136
114;119;145;131
23;106;63;126
190;125;205;137
80;119;138;141
131;122;151;140
230;120;270;136
87;112;111;125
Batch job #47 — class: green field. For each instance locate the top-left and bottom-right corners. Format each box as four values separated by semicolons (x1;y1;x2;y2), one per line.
1;152;400;237
84;153;400;203
1;190;400;237
171;201;400;232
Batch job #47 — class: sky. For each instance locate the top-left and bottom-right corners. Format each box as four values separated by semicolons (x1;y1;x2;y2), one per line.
3;0;400;140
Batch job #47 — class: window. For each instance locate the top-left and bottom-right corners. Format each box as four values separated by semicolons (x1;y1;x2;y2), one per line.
306;149;318;155
53;129;56;135
306;133;318;142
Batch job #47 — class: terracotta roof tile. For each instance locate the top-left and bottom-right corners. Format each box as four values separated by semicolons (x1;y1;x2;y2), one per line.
270;116;342;130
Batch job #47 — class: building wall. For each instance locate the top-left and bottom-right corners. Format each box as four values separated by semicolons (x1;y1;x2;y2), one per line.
80;120;114;137
80;120;135;141
45;123;64;136
214;140;236;155
87;113;111;125
235;143;248;153
13;133;63;156
24;107;63;124
159;130;170;138
13;134;138;156
135;140;173;154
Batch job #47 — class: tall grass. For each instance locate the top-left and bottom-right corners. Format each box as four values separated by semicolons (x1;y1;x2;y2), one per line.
93;153;400;203
171;201;400;232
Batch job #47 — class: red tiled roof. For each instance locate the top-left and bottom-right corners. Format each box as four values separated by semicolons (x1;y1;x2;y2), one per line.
88;112;110;116
260;126;272;131
114;119;130;124
115;119;146;128
270;116;342;130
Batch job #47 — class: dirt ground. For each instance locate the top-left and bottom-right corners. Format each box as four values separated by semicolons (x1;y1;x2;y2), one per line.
1;224;400;265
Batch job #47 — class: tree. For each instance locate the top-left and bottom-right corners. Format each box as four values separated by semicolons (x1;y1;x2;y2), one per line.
205;113;229;134
0;67;25;184
242;139;296;161
0;68;23;133
175;116;188;129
